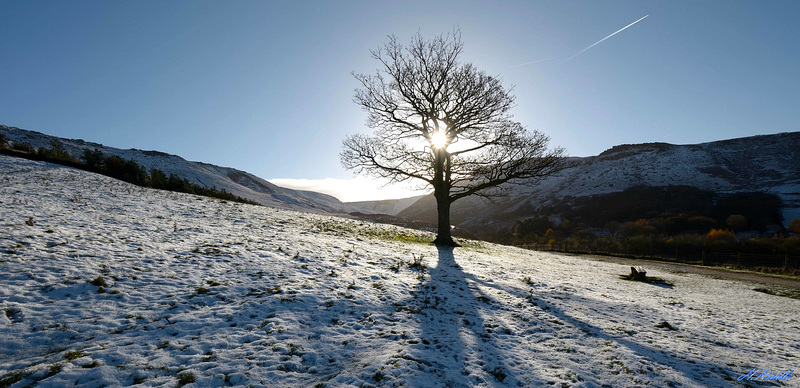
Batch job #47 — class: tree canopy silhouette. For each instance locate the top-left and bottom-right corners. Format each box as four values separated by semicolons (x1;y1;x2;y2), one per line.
342;31;568;246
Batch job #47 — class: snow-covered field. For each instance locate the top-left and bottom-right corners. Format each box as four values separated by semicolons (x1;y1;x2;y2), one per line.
1;154;798;387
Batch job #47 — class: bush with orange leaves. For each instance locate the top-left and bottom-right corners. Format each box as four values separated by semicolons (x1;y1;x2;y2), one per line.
705;228;737;252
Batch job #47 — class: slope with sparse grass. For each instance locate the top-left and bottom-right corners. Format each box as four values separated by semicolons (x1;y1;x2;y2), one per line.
1;155;798;387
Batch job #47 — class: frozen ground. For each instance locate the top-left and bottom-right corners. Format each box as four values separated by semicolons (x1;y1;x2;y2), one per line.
1;154;798;387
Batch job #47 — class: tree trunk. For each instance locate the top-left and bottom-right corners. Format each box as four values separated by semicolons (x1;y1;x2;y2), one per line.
431;148;458;246
432;191;459;246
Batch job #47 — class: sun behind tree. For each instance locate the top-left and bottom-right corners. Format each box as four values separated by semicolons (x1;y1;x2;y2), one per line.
341;30;569;246
430;129;449;150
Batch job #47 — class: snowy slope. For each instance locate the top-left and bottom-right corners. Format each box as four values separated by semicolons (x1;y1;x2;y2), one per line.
515;133;800;211
1;155;798;387
395;132;800;233
0;125;353;214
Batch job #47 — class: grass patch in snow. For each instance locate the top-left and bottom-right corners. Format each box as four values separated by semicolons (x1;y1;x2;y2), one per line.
309;218;434;244
89;275;106;287
486;366;508;382
194;286;210;294
0;370;27;388
177;372;196;386
64;350;86;360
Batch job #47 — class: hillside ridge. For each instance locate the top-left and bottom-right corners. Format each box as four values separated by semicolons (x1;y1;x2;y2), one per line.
3;124;798;236
391;131;800;236
0;124;354;214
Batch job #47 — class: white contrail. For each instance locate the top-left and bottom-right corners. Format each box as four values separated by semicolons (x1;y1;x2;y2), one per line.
511;53;573;68
565;14;649;62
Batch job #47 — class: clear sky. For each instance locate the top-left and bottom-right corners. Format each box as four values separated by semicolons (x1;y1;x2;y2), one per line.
2;1;798;201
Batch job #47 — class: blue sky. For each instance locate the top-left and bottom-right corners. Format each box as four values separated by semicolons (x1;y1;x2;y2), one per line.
2;1;798;201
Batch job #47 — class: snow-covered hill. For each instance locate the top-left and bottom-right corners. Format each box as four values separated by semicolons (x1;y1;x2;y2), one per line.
2;155;798;387
515;133;800;216
394;132;800;234
0;125;352;214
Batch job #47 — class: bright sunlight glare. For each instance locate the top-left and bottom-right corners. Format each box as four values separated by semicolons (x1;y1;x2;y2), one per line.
431;131;448;149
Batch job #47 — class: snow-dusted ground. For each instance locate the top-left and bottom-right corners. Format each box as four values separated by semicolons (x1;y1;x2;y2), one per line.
1;154;798;387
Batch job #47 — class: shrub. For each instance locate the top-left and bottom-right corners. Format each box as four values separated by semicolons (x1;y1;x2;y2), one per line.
726;214;748;231
741;237;775;254
12;142;35;153
688;216;716;233
89;276;106;287
512;217;551;238
666;233;704;252
789;218;800;235
81;149;104;170
594;237;618;252
622;234;662;255
408;254;425;271
705;229;737;252
781;236;800;255
572;228;595;241
619;220;657;237
37;140;75;162
706;228;736;242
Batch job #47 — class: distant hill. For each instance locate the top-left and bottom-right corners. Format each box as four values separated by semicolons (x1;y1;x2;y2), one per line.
348;195;426;216
0;125;354;214
4;124;798;240
369;132;800;238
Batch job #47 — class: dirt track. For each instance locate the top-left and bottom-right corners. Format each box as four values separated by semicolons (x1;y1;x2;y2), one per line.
569;253;800;289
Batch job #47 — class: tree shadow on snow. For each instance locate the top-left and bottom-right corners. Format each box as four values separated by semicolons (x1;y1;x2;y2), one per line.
384;245;756;387
441;258;756;387
400;245;548;387
139;244;766;387
528;289;757;386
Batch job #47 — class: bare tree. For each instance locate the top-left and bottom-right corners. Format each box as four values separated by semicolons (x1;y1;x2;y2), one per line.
342;31;568;246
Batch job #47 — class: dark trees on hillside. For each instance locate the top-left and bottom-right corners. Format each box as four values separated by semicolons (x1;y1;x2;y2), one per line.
82;149;104;170
3;141;258;205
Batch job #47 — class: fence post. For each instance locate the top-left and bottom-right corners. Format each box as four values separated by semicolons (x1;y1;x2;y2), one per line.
737;252;741;269
702;250;706;266
786;254;789;271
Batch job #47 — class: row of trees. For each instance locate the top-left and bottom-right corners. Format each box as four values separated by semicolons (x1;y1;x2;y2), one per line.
508;214;794;244
500;213;800;269
0;138;258;205
482;182;800;269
